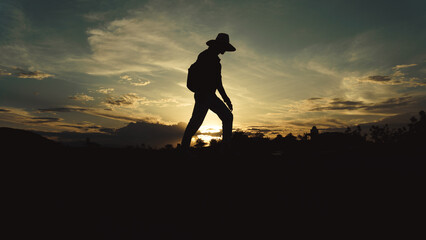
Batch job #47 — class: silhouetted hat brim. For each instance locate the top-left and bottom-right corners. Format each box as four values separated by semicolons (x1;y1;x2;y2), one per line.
206;40;236;52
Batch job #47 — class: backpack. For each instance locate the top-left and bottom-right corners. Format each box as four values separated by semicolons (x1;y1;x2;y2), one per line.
187;62;202;92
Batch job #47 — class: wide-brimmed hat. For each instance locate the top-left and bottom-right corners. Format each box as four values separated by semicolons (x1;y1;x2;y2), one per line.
206;33;236;52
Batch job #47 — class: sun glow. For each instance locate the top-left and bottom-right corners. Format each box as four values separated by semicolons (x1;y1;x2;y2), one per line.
199;125;222;134
196;135;221;144
194;125;222;145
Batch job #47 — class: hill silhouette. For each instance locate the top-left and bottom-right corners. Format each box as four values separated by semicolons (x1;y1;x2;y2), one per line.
0;127;59;150
2;111;425;239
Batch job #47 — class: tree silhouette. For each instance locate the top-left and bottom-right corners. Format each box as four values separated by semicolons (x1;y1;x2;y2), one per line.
195;138;207;148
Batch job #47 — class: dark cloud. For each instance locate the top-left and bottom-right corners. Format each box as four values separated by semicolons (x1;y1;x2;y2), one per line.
36;106;159;123
27;117;62;124
17;70;53;80
0;65;53;80
248;125;280;128
115;121;186;147
38;120;186;148
307;97;323;101
288;118;347;129
105;93;140;106
91;111;156;123
0;109;11;112
38;107;88;113
330;98;364;106
57;124;114;133
310;97;414;112
310;98;365;111
68;93;94;102
363;97;413;111
365;75;392;82
247;128;276;134
0;69;12;76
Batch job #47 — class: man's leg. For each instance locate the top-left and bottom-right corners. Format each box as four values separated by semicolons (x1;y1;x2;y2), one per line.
209;96;233;145
181;99;209;148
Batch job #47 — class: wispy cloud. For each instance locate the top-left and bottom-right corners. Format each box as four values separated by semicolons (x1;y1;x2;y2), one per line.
84;8;202;75
130;80;151;86
119;74;151;86
17;70;53;80
0;69;12;75
120;75;132;81
38;106;166;125
309;96;414;113
393;64;417;70
105;93;140;106
104;93;178;108
0;65;54;80
286;118;348;130
360;75;392;83
96;87;115;94
356;63;425;87
69;93;94;102
0;106;103;133
38;107;89;113
26;117;62;124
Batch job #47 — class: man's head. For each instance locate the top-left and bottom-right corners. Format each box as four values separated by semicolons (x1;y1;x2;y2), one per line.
206;33;236;55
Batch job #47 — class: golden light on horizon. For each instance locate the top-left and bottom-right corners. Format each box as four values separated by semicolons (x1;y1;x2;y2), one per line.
199;125;222;134
196;135;221;144
192;125;222;145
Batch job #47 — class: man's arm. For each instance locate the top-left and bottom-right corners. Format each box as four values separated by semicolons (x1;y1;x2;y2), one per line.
218;78;233;111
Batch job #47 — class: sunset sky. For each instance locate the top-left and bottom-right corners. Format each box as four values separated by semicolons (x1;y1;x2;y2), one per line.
1;0;425;147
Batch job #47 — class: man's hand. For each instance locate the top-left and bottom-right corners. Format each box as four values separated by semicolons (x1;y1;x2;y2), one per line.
224;98;233;111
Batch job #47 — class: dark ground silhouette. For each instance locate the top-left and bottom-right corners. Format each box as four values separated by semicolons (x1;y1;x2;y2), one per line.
2;111;425;239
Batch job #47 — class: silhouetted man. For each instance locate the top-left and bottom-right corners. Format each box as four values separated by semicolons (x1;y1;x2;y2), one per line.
181;33;236;149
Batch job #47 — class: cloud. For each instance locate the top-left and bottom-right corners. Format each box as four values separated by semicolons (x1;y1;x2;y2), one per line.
17;70;53;80
307;97;323;101
38;107;89;113
83;12;108;22
361;75;392;82
37;106;162;124
96;87;114;94
105;93;140;106
89;110;158;123
0;106;104;133
114;121;186;147
310;98;365;111
38;120;186;148
120;75;132;81
0;65;54;80
363;97;414;111
310;96;414;113
83;2;219;76
0;69;12;75
287;118;348;130
356;62;425;87
119;74;151;86
247;128;278;134
329;98;365;107
392;64;417;70
69;93;94;102
104;93;178;108
26;117;62;124
57;123;113;133
1;106;174;143
130;80;151;86
1;104;185;147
